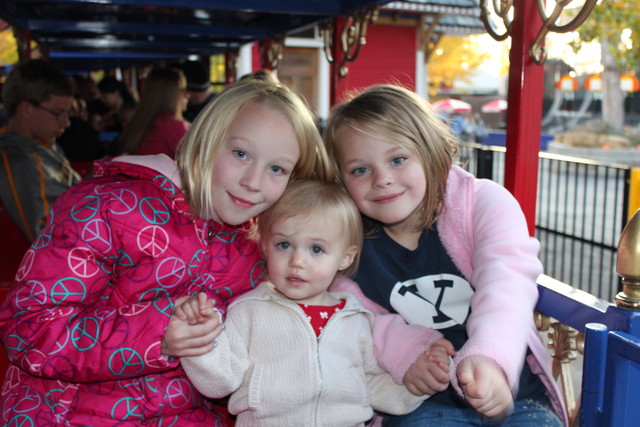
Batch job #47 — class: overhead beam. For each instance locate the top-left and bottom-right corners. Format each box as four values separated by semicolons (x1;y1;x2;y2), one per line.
25;19;272;38
16;0;344;15
37;36;239;52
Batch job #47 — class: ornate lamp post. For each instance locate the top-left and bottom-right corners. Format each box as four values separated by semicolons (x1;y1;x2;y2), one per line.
615;209;640;310
480;0;598;65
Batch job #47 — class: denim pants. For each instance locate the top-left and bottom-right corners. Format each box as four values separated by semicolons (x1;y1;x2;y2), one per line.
383;395;563;427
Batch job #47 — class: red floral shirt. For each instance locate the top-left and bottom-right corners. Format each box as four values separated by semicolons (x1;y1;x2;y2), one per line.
299;299;346;336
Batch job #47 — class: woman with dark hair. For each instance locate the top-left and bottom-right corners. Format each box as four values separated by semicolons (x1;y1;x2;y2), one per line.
117;67;189;158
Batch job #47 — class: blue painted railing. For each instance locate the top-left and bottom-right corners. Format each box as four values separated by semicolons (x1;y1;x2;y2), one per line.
536;275;640;426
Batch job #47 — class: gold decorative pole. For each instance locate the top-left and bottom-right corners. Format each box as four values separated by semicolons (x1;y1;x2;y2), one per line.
615;209;640;310
480;0;597;64
319;6;378;77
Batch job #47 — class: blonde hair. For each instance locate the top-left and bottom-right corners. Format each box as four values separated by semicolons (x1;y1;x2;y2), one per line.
118;67;187;155
177;79;334;220
324;84;459;231
257;180;362;278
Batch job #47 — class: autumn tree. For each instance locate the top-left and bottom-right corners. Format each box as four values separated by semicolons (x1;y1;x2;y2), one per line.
0;23;19;67
427;35;493;97
574;0;640;132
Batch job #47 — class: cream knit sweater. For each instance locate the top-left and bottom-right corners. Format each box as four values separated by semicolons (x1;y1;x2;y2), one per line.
182;279;427;426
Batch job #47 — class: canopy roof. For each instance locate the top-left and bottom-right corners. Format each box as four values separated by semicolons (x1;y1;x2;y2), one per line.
384;0;484;35
0;0;484;72
0;0;389;71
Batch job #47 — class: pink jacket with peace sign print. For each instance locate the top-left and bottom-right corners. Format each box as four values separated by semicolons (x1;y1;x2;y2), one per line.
0;156;265;426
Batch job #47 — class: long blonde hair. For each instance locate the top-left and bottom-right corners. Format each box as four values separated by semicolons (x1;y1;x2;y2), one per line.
324;84;459;231
177;79;334;220
118;67;186;155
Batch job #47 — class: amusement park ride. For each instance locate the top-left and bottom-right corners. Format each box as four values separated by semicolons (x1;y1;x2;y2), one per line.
1;0;639;425
543;73;640;133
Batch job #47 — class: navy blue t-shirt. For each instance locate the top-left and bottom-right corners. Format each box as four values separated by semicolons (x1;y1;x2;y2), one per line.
355;225;545;406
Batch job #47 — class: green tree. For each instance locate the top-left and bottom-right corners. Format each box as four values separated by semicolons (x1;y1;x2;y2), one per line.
574;0;640;132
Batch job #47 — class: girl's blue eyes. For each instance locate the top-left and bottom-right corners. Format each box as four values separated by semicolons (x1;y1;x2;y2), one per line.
275;242;324;254
391;156;406;165
350;157;407;175
270;165;284;174
233;150;288;175
352;167;368;176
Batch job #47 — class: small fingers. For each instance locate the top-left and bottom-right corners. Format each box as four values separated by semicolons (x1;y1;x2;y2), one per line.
433;338;456;356
196;292;216;320
474;396;513;420
173;305;187;321
457;365;474;389
427;364;450;384
173;295;202;324
404;382;422;396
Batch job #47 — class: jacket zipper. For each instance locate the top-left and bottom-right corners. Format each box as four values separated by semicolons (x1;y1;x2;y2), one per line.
207;225;214;243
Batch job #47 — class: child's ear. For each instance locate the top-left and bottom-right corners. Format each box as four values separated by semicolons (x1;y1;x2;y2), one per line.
338;245;358;271
18;100;35;118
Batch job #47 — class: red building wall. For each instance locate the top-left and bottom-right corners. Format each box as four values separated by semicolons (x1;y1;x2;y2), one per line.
334;23;418;103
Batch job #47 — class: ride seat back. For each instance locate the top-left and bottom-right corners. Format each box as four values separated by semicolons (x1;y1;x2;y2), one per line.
0;284;8;385
0;199;30;285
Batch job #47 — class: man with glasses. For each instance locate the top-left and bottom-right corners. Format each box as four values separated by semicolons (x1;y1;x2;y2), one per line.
0;59;80;242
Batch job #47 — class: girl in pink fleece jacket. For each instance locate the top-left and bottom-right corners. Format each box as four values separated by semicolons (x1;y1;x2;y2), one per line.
324;84;566;427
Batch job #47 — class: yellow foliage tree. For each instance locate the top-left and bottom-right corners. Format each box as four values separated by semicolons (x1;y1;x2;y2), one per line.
427;35;498;97
0;28;19;67
573;0;640;132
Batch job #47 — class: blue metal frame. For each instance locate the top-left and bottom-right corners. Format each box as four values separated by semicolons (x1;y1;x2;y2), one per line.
536;275;640;426
581;326;640;427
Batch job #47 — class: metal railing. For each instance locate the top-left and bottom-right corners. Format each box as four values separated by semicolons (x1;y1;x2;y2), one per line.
457;142;630;301
535;273;640;427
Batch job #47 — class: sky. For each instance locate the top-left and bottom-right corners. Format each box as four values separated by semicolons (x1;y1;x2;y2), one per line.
473;32;603;78
546;33;602;75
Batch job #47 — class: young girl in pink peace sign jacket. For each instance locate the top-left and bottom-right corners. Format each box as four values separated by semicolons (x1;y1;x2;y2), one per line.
0;78;331;426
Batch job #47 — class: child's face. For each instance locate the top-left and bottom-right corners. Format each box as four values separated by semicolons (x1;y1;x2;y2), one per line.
209;102;300;225
334;125;426;233
100;91;122;110
28;94;73;145
264;213;356;306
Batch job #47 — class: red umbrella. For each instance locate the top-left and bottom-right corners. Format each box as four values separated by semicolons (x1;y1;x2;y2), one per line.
432;98;472;114
481;99;508;113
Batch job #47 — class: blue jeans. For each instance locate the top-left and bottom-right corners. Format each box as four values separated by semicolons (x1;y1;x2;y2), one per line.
383;395;563;427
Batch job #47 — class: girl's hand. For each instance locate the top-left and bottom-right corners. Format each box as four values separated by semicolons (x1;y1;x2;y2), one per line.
403;338;454;396
457;355;514;421
162;295;223;357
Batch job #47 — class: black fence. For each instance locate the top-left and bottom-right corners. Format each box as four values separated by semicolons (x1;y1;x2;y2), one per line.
457;142;630;301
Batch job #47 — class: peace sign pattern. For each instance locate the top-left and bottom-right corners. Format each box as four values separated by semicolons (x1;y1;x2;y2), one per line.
0;160;265;425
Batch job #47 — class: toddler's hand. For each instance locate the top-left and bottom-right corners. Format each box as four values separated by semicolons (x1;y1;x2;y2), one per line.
457;355;514;421
162;295;223;357
403;338;454;396
174;292;217;324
